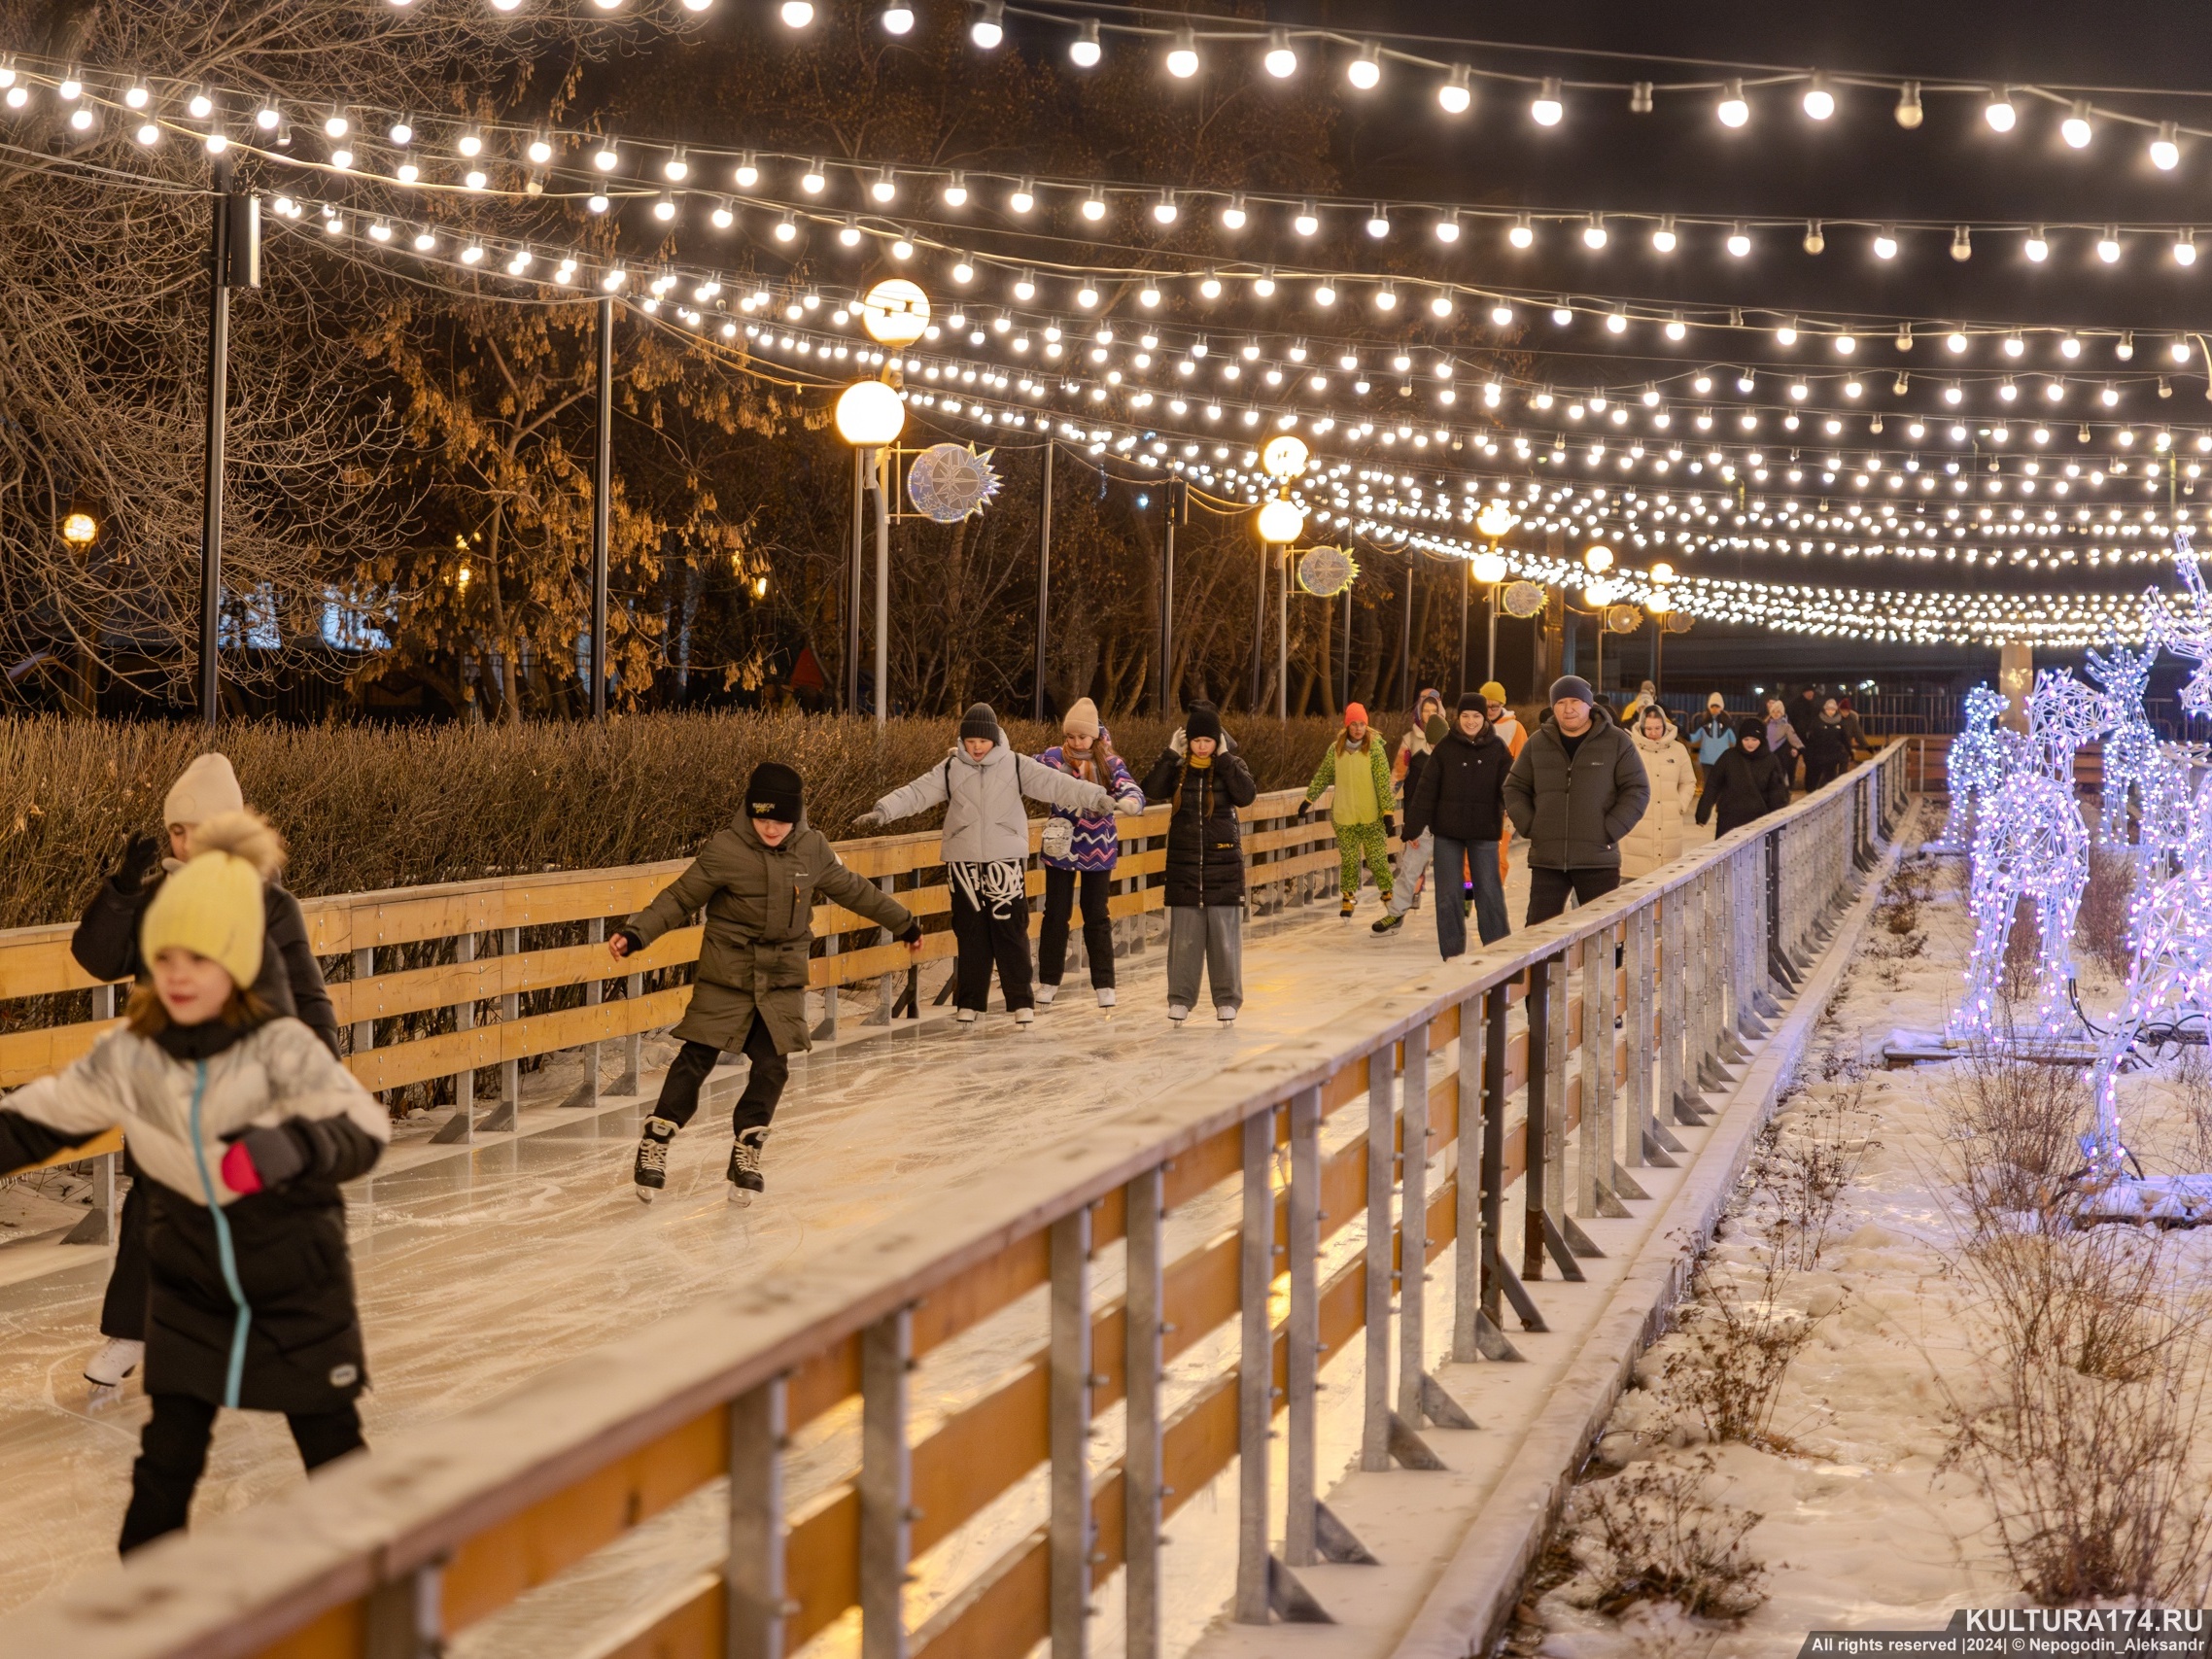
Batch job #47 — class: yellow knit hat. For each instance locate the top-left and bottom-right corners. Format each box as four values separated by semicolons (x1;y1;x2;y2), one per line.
1478;681;1509;705
140;812;281;988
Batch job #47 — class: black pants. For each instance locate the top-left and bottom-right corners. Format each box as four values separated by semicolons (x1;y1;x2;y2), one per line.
1804;756;1845;792
1526;865;1623;927
950;879;1034;1012
121;1392;363;1554
652;1015;789;1140
101;1169;151;1341
1039;867;1115;989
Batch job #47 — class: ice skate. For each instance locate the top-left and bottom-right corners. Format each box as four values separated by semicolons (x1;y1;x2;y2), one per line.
1014;1007;1035;1028
1035;983;1058;1006
726;1129;767;1206
1096;986;1117;1008
85;1336;143;1389
1340;895;1357;917
1167;1003;1190;1022
633;1115;677;1202
1217;1005;1239;1024
955;1008;980;1026
1370;913;1403;934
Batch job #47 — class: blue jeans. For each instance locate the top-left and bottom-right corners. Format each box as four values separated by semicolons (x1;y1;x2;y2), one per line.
1433;836;1507;958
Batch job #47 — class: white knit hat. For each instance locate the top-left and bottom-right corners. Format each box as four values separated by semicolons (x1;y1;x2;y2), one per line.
164;753;244;829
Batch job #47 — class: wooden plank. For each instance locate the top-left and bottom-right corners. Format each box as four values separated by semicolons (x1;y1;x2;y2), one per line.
910;1525;1049;1659
781;1486;859;1651
0;1020;121;1089
601;1577;719;1659
324;929;701;1026
786;1335;858;1432
343;986;693;1094
911;1363;1048;1556
439;1406;726;1631
911;1232;1049;1362
255;1602;363;1659
0;928;108;999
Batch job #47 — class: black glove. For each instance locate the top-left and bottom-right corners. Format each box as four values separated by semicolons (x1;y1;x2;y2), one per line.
1297;798;1316;818
613;926;646;955
114;833;161;890
220;1123;309;1194
897;919;923;946
1384;814;1397;840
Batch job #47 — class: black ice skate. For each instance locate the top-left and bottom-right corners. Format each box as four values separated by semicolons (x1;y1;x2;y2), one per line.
727;1126;769;1205
634;1115;678;1202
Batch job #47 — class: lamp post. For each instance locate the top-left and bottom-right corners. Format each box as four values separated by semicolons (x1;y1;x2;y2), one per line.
843;281;928;731
1472;501;1516;696
1647;562;1676;695
1256;435;1309;720
1581;542;1615;697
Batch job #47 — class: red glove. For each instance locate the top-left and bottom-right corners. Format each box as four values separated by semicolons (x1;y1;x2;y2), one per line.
220;1125;307;1194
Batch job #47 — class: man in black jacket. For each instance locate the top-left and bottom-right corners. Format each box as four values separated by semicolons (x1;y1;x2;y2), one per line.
1404;694;1514;957
1503;676;1652;926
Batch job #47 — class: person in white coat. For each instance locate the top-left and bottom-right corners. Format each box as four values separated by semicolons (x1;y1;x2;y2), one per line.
857;703;1127;1026
1619;704;1696;881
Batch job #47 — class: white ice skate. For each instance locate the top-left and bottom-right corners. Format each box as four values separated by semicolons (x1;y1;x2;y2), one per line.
1035;984;1058;1006
85;1336;143;1389
1014;1007;1035;1028
956;1008;980;1025
1217;1006;1238;1024
1096;986;1117;1009
1167;1004;1190;1023
633;1115;677;1203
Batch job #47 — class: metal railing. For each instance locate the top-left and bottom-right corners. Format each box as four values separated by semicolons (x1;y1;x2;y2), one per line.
0;743;1910;1659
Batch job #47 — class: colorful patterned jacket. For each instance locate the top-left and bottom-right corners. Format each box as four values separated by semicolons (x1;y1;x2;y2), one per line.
1036;741;1145;871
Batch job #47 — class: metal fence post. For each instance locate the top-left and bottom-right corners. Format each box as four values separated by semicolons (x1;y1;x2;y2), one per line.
1523;960;1548;1280
1123;1166;1164;1659
1235;1108;1274;1623
351;947;374;1056
578;917;604;1110
860;1307;913;1659
727;1376;787;1659
621;969;643;1095
1451;998;1482;1364
1051;1207;1094;1656
1362;1049;1394;1472
1398;1023;1430;1425
1544;938;1570;1224
1284;1087;1321;1565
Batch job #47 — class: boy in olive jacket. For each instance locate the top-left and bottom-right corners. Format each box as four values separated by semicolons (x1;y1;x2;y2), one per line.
611;763;920;1204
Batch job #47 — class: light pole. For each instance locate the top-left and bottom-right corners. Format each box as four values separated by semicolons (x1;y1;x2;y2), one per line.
842;281;929;730
1581;541;1615;698
1255;434;1310;720
1646;562;1676;696
1472;501;1517;695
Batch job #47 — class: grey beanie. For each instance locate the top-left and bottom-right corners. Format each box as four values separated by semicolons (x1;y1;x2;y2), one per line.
958;702;998;743
1549;675;1594;706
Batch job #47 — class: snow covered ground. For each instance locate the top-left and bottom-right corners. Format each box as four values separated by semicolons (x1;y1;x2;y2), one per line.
1516;804;2212;1658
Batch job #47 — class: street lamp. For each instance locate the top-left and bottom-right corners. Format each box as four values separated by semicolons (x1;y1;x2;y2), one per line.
1471;499;1517;693
60;510;99;545
858;277;930;348
1258;436;1310;718
836;378;907;730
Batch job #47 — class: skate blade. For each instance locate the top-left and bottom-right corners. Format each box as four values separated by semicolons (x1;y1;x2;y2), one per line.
728;1187;756;1207
635;1186;658;1205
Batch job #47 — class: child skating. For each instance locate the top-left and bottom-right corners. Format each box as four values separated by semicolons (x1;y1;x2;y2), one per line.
1033;700;1145;1008
612;763;922;1204
0;812;388;1553
1142;704;1257;1023
857;704;1126;1027
1300;702;1396;917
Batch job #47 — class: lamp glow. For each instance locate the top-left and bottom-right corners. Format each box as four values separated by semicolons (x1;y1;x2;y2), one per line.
835;379;906;447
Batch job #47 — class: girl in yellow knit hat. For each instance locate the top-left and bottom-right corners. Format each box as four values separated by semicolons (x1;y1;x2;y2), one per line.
0;812;388;1554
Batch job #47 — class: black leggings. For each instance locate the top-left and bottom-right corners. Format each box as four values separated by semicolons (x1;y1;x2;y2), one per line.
121;1392;363;1554
1039;867;1114;989
651;1014;789;1140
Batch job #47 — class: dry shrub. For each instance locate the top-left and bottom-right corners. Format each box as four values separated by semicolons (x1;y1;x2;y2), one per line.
1660;1246;1834;1451
1762;1082;1879;1271
2076;847;2138;984
1573;1455;1768;1620
2171;1046;2212;1168
2001;897;2044;1005
1940;1053;2089;1220
0;710;1346;930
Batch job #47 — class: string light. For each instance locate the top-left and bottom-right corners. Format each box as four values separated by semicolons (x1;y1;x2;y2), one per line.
1532;77;1564;126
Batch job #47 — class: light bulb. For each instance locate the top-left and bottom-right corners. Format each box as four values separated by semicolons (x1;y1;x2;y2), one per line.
1946;329;1968;353
1014;270;1036;300
1152;190;1178;225
1802;73;1834;121
1009;178;1035;213
801;161;826;193
1434;212;1461;243
971;2;1004;49
324;106;349;139
1777;319;1799;346
1665;316;1686;341
124;85;149;110
1069;20;1100;66
1951;226;1972;261
527;133;552;164
1582;214;1607;250
457;130;483;157
951;258;974;282
1803;221;1825;255
1081;190;1106;222
1262;28;1296;78
2098;228;2122;263
1430;293;1453;317
1716;79;1748;127
1166;27;1198;79
1219;193;1248;230
1509;213;1534;249
2024;227;2048;261
188;88;214;121
2062;101;2092;148
1651;217;1677;254
666;148;691;182
1347;42;1381;90
2178;232;2198;266
882;4;915;32
837;216;860;245
2118;331;2135;360
1532;77;1563;126
1438;66;1471;114
1552;303;1573;326
1872;226;1898;260
1294;201;1319;236
2175;339;2194;363
134;121;158;146
1313;282;1334;305
388;116;413;145
1984;87;2016;132
2152;121;2181;171
1365;205;1390;238
593;140;620;172
256;105;280;132
1726;224;1751;258
711;200;735;228
780;0;814;25
1894;82;1922;128
655;193;678;222
774;216;796;242
940;171;966;206
735;154;760;189
1491;303;1514;326
2060;335;2082;358
1605;308;1627;333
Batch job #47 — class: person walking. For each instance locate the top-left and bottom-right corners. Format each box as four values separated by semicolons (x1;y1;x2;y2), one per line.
1375;690;1446;934
1404;694;1513;956
0;813;388;1553
1764;697;1806;791
1687;696;1737;793
1482;683;1528;757
1142;704;1257;1022
1801;697;1856;791
1620;705;1697;880
1503;675;1652;925
859;704;1123;1028
614;763;923;1204
1696;719;1793;836
1300;703;1396;918
71;751;340;1392
1033;700;1144;1008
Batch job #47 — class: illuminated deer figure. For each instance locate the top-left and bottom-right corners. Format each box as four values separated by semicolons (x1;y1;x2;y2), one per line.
1951;673;2106;1044
1942;684;2008;847
2086;641;2160;845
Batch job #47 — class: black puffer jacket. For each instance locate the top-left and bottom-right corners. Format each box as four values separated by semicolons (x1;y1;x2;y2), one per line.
1142;748;1257;906
1405;726;1513;844
1696;724;1793;835
1802;712;1854;771
1503;709;1651;870
73;867;341;1059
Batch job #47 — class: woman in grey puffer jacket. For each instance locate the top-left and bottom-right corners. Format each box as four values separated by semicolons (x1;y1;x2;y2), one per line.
858;704;1126;1026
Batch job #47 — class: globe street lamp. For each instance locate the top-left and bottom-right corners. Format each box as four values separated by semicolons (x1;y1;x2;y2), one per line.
1257;440;1309;718
835;377;908;730
1471;499;1517;693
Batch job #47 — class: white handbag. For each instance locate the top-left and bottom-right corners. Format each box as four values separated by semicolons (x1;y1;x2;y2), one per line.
1041;815;1075;860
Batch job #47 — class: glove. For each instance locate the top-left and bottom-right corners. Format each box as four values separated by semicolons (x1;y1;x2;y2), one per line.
114;833;161;890
852;809;887;832
897;919;923;946
1116;794;1148;815
1169;728;1188;757
1298;798;1317;818
220;1124;309;1195
608;926;645;959
1384;814;1397;840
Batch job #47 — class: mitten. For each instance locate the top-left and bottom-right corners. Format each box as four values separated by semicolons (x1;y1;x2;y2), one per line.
220;1124;308;1195
898;920;923;946
115;833;161;890
852;809;887;831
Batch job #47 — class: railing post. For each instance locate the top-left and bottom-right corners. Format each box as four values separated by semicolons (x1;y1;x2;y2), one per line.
1480;984;1511;1325
1362;1048;1394;1472
1051;1206;1094;1656
1522;960;1548;1280
621;969;643;1095
860;1306;913;1659
1544;938;1569;1224
1284;1087;1322;1566
1624;907;1649;1167
1235;1106;1274;1622
1123;1165;1165;1659
1398;1023;1430;1425
579;917;604;1110
1575;933;1600;1220
1660;890;1686;1123
1451;997;1482;1363
363;1563;444;1659
727;1376;787;1659
351;947;374;1056
453;932;476;1142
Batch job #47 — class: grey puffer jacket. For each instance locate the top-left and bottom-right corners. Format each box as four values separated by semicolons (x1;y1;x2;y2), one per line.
1503;709;1652;871
872;728;1115;863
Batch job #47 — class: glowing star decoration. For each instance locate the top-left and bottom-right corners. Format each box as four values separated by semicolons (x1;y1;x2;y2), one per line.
1941;684;2007;847
1950;671;2107;1046
905;443;1001;523
2084;641;2160;844
1296;544;1358;597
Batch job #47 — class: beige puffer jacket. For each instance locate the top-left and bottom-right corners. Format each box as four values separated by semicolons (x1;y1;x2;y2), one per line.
1619;725;1696;879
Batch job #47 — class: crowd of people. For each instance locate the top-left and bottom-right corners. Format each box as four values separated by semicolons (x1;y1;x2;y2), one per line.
0;681;1872;1560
